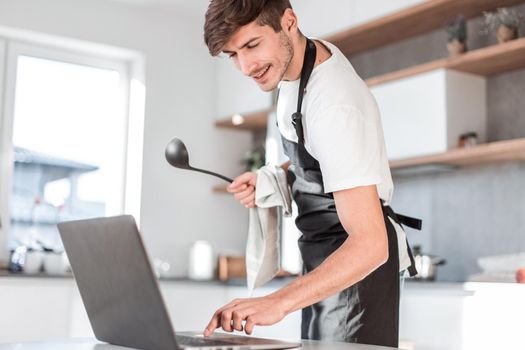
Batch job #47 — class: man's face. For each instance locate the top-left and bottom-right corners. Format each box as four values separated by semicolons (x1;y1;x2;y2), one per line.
222;21;294;92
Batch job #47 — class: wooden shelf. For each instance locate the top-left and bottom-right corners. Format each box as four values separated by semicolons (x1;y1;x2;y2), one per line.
389;138;525;169
214;138;525;190
366;37;525;86
213;184;229;193
214;108;272;131
323;0;525;56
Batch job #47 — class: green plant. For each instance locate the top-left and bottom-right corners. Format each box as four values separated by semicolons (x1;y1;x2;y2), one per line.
446;15;467;43
483;7;522;33
242;148;265;171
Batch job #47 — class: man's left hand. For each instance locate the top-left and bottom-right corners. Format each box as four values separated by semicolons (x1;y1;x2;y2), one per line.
203;295;287;336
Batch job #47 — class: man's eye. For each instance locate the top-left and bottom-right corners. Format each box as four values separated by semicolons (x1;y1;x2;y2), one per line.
247;43;259;49
228;53;237;59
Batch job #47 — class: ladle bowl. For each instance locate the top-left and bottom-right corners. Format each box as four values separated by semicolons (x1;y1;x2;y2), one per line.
165;138;233;183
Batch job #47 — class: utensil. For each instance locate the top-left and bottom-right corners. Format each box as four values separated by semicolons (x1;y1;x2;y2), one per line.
412;245;446;281
165;138;233;183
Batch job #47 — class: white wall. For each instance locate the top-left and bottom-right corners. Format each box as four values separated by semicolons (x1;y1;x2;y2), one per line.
215;58;273;117
291;0;425;37
0;0;251;276
0;0;430;276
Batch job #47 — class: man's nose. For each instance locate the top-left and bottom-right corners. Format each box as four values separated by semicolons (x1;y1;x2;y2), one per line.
238;56;257;77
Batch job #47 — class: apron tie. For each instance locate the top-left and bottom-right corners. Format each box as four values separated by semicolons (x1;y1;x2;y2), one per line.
381;200;421;277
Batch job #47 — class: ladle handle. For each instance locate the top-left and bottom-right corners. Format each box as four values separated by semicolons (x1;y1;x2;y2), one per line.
191;167;233;183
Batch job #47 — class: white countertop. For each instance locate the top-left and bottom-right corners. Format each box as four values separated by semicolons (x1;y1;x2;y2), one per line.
0;338;399;350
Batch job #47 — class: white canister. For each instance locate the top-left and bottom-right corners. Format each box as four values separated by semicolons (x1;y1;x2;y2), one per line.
43;252;68;275
24;250;45;274
188;240;214;280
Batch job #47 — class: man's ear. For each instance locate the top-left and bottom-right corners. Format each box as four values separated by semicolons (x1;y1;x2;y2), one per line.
281;8;298;33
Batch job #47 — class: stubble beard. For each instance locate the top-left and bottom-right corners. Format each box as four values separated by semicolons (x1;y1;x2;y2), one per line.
277;32;294;84
260;32;294;92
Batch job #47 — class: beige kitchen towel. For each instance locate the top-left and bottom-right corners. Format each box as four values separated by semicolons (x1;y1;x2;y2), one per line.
246;165;292;290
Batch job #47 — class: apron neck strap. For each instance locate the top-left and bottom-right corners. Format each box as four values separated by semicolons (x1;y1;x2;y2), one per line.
292;38;317;142
296;38;317;114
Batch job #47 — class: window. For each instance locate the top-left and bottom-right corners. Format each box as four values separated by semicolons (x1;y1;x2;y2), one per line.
0;37;144;260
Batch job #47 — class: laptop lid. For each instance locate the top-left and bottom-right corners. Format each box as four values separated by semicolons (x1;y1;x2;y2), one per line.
58;215;179;350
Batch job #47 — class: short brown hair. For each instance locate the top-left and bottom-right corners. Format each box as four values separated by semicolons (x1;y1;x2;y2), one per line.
204;0;293;56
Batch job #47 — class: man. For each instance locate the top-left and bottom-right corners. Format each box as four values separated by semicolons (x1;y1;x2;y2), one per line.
202;1;419;347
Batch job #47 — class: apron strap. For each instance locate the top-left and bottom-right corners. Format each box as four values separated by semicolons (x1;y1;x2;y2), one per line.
381;201;422;230
291;38;316;144
381;201;422;277
395;213;422;230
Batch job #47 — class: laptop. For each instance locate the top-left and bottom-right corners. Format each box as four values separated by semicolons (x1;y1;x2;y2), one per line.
57;215;301;350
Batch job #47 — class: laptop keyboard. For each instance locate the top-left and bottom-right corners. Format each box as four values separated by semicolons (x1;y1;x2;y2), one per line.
175;335;239;347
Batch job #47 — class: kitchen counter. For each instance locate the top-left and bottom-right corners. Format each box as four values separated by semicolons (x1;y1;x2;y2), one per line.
0;338;400;350
403;279;525;295
0;270;297;286
2;269;523;290
1;277;523;349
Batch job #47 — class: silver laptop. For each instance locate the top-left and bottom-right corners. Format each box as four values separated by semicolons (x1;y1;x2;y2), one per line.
57;215;301;350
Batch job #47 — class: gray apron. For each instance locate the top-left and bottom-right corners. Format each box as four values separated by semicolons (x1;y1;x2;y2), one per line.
278;39;421;347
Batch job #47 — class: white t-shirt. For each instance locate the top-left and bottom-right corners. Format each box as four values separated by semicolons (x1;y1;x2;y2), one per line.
276;39;394;204
276;40;413;271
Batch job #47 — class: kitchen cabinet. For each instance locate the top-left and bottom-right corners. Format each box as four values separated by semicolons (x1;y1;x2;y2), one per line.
2;276;524;349
399;282;525;350
0;277;74;342
0;276;300;343
370;69;486;160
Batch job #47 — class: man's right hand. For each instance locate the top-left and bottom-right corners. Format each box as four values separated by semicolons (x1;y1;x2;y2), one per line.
228;172;257;208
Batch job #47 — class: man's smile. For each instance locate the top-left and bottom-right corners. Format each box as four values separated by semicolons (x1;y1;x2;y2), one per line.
252;64;271;81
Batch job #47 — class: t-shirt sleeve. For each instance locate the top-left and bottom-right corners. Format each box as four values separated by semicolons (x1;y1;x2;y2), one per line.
306;104;384;193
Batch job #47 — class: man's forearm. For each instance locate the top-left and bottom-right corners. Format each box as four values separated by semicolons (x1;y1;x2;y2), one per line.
269;231;387;315
270;185;389;316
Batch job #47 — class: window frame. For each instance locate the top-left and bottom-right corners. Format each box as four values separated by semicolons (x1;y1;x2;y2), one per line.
0;37;7;261
0;36;144;262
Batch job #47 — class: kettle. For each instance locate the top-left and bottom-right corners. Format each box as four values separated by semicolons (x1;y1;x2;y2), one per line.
188;240;214;280
412;245;446;281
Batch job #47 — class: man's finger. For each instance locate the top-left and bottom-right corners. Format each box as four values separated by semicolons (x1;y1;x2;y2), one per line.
234;186;255;201
203;299;242;336
204;312;221;337
221;308;234;332
245;316;257;335
232;310;245;332
230;172;256;189
227;183;247;193
241;192;255;206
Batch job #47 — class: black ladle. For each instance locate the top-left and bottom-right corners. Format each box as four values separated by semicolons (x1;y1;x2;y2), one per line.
165;138;233;183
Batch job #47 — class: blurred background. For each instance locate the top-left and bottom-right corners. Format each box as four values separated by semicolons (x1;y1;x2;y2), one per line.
0;1;524;349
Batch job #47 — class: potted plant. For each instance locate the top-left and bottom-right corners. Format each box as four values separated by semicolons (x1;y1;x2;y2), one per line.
483;7;523;43
242;148;265;172
446;15;467;57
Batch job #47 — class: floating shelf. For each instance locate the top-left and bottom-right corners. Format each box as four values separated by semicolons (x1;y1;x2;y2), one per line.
366;37;525;86
214;108;272;131
324;0;525;56
389;138;525;169
214;138;525;191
